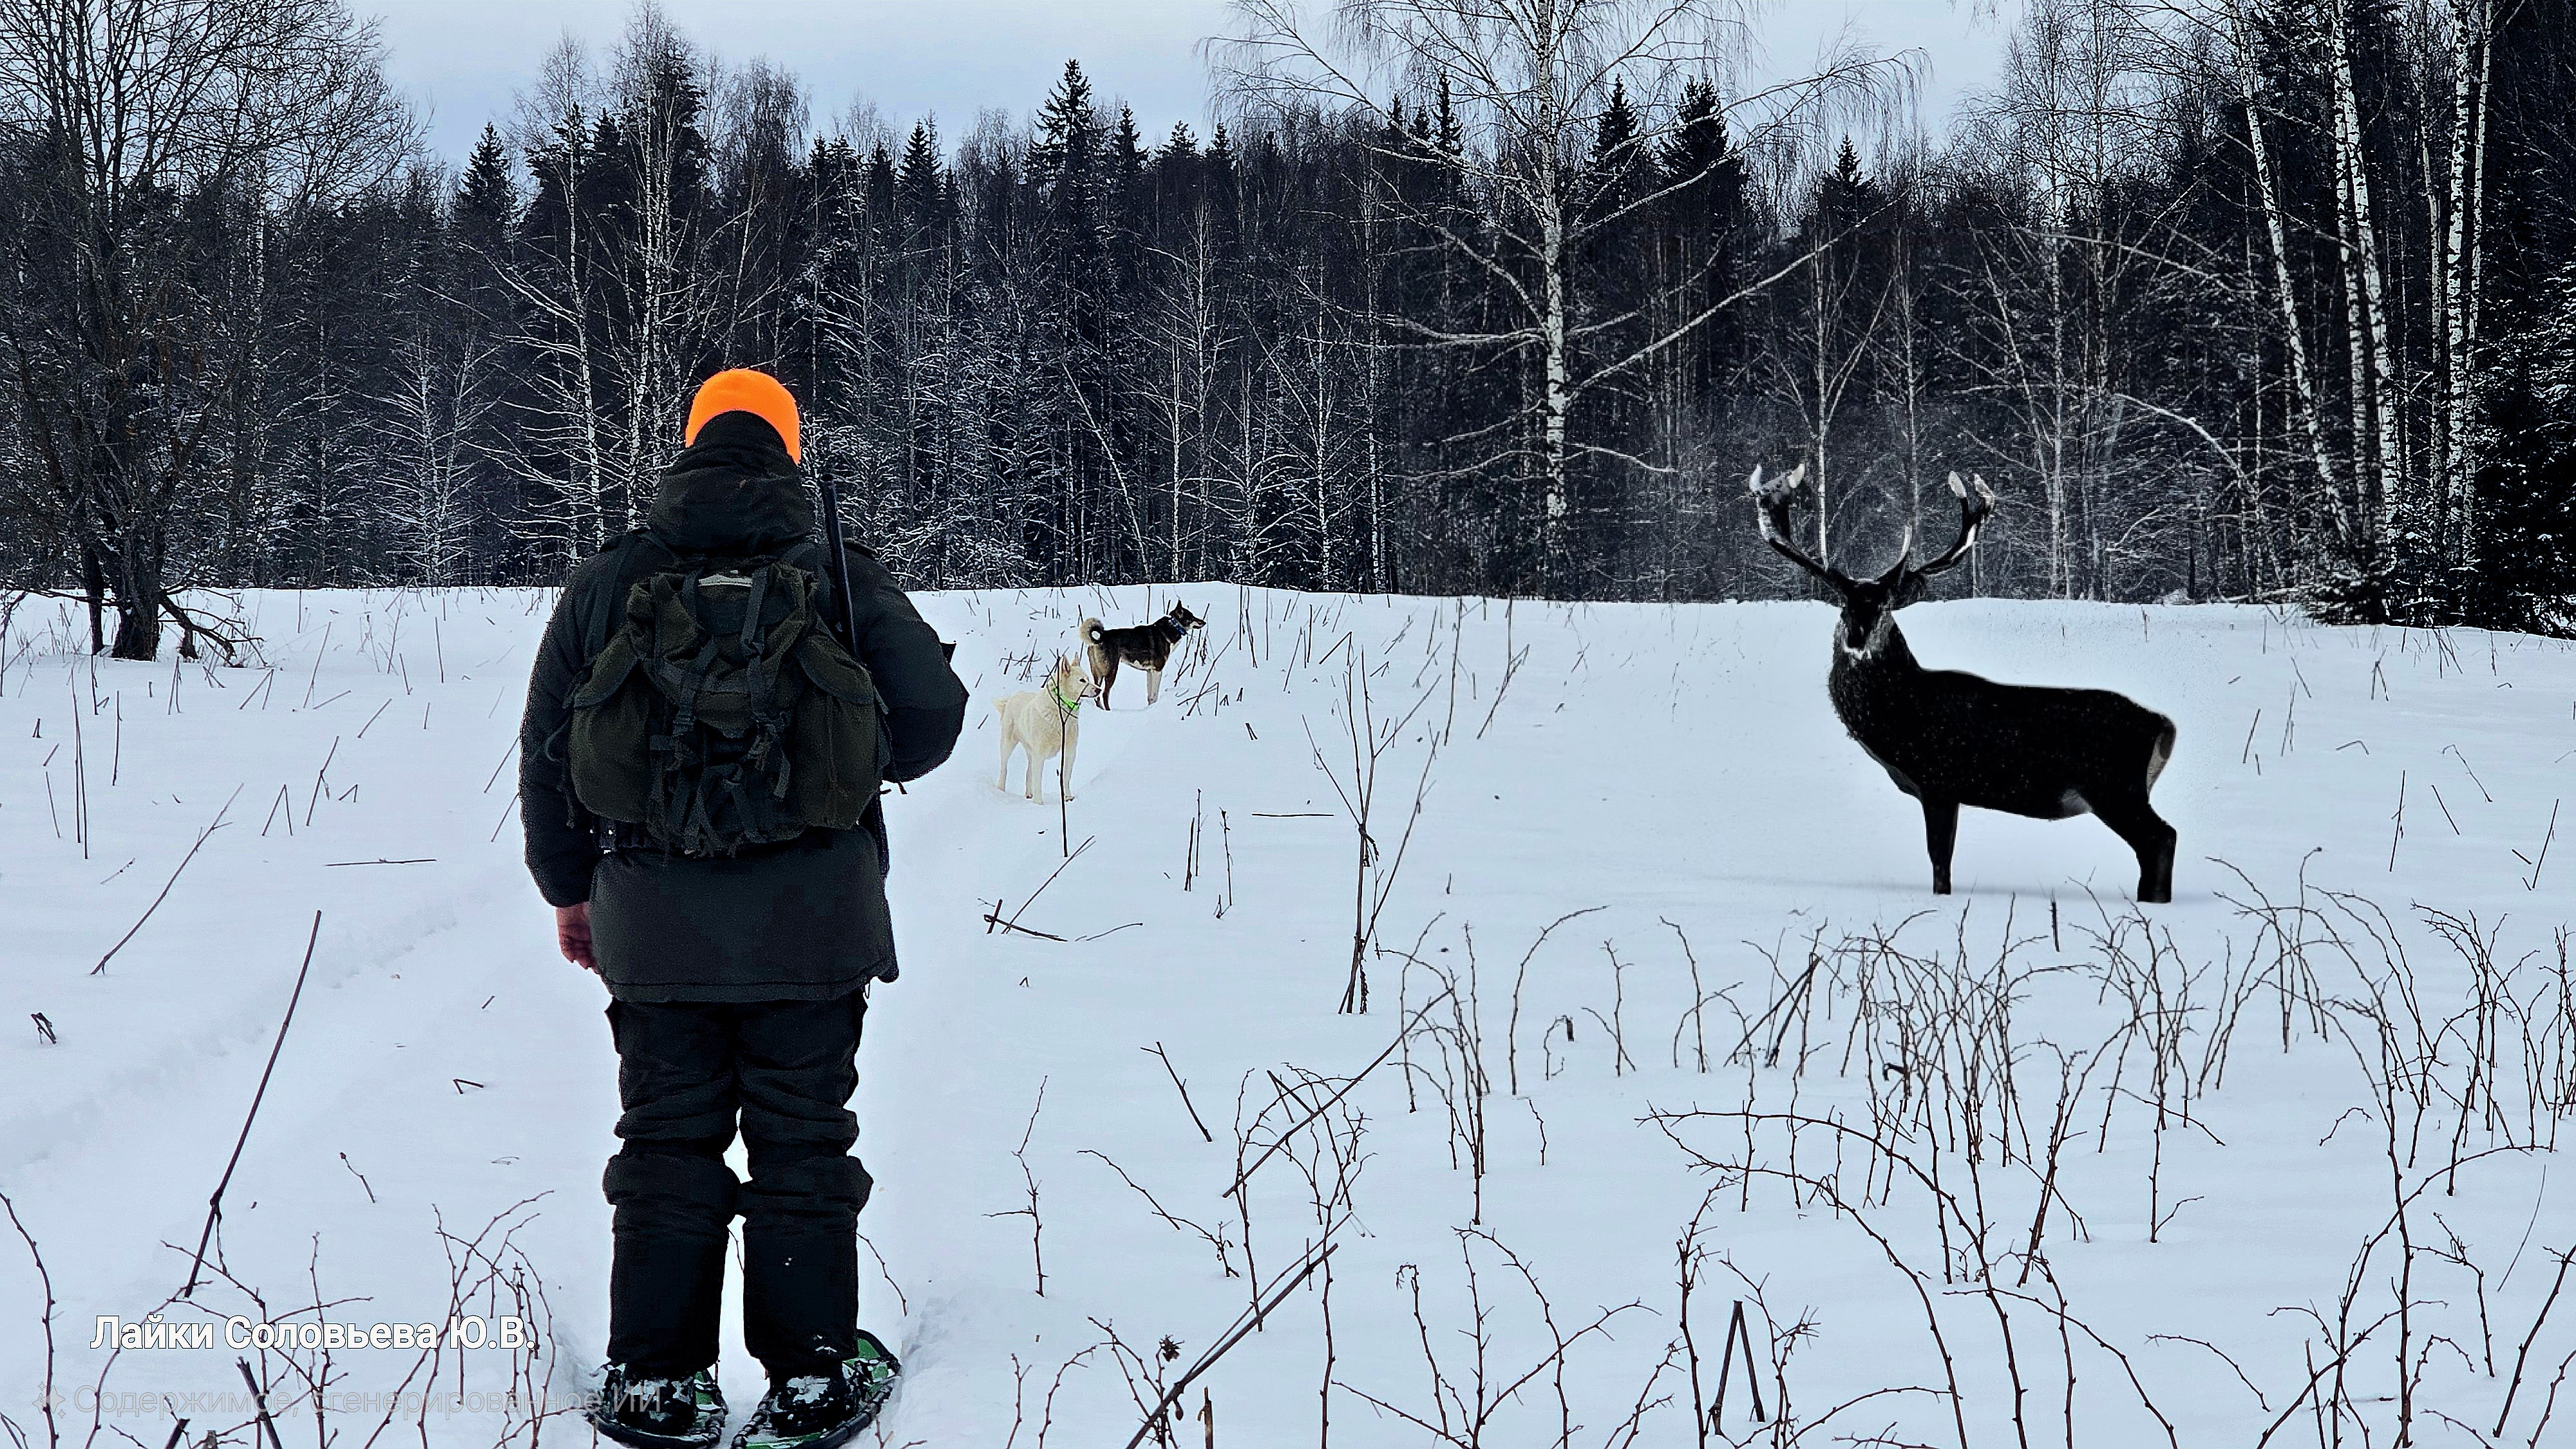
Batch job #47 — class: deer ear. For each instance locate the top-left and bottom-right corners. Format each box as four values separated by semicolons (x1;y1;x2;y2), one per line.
1745;464;1765;496
1946;471;1966;497
1784;462;1808;490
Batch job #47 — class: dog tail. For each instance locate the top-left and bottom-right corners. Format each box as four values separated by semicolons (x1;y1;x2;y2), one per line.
1081;617;1104;645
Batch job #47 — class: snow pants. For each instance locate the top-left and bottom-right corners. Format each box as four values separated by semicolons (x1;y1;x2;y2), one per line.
601;991;873;1379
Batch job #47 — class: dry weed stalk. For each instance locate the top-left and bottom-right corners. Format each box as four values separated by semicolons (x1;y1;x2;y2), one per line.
1303;645;1439;1014
1614;869;2576;1447
1336;1230;1647;1448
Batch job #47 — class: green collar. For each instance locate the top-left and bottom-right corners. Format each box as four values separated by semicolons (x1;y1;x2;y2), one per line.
1049;681;1083;714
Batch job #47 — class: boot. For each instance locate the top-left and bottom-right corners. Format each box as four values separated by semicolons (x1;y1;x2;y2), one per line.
732;1332;900;1449
592;1364;726;1449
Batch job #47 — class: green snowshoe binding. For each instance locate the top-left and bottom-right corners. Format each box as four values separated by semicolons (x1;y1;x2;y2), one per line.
732;1332;902;1449
591;1365;727;1449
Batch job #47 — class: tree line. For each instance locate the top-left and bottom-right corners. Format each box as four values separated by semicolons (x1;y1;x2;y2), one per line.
3;0;2571;661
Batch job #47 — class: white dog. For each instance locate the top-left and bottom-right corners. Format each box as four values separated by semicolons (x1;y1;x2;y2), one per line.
993;654;1092;801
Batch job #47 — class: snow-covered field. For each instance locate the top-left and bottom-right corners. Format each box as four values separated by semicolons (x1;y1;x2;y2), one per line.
5;585;2574;1448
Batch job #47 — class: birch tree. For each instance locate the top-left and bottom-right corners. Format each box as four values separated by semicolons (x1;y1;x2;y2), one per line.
603;9;722;520
1953;0;2181;597
1760;136;1893;572
2324;0;2407;567
2219;0;2354;558
1221;0;1904;591
498;42;620;562
2435;0;2494;583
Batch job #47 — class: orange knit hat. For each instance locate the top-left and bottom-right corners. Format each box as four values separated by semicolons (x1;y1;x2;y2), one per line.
684;368;801;462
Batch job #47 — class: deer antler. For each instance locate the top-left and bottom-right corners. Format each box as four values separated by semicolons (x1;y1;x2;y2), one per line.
1906;471;1996;579
1747;464;1850;590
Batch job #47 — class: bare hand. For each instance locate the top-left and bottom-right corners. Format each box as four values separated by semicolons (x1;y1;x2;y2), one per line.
555;902;596;972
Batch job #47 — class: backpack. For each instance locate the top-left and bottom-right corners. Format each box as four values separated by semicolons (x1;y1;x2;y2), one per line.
565;536;886;857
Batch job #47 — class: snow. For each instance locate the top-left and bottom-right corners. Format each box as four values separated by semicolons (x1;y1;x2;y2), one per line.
5;585;2574;1447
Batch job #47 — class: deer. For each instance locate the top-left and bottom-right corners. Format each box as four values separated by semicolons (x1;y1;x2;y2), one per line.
1749;464;2179;903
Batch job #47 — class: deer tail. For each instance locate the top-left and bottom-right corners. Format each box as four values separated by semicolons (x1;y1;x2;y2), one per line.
2145;714;2178;790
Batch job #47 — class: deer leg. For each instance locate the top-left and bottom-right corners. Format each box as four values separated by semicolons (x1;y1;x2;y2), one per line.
2141;815;2178;903
2092;794;2178;904
1921;797;1959;895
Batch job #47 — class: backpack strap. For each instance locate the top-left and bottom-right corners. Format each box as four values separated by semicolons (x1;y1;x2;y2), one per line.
738;567;771;652
584;530;676;663
567;531;674;853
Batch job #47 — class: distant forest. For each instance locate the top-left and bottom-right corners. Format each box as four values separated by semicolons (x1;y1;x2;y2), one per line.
4;0;2575;660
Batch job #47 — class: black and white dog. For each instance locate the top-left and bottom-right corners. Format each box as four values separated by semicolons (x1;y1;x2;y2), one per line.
1081;603;1206;708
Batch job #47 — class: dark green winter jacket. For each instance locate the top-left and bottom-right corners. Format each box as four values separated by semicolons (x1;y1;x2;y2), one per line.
518;415;967;1001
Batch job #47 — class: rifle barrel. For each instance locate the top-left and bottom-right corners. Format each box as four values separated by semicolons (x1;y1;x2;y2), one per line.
818;468;860;650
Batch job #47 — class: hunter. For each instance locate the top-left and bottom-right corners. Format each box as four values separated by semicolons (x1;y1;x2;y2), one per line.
518;368;965;1448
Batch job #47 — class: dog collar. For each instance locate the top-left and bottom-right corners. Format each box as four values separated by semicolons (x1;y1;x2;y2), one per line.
1049;682;1082;714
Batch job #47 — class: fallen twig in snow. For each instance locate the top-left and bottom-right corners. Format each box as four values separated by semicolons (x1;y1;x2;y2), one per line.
93;786;242;975
182;912;321;1299
2445;743;2493;802
304;737;339;826
1145;1041;1215;1143
2517;800;2558;891
980;909;1068;943
985;837;1095;941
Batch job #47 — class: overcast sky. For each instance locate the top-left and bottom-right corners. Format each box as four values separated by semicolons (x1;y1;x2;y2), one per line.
370;0;2023;163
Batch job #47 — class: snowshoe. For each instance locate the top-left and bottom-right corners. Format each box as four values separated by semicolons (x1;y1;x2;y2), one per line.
730;1332;902;1449
590;1364;726;1449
